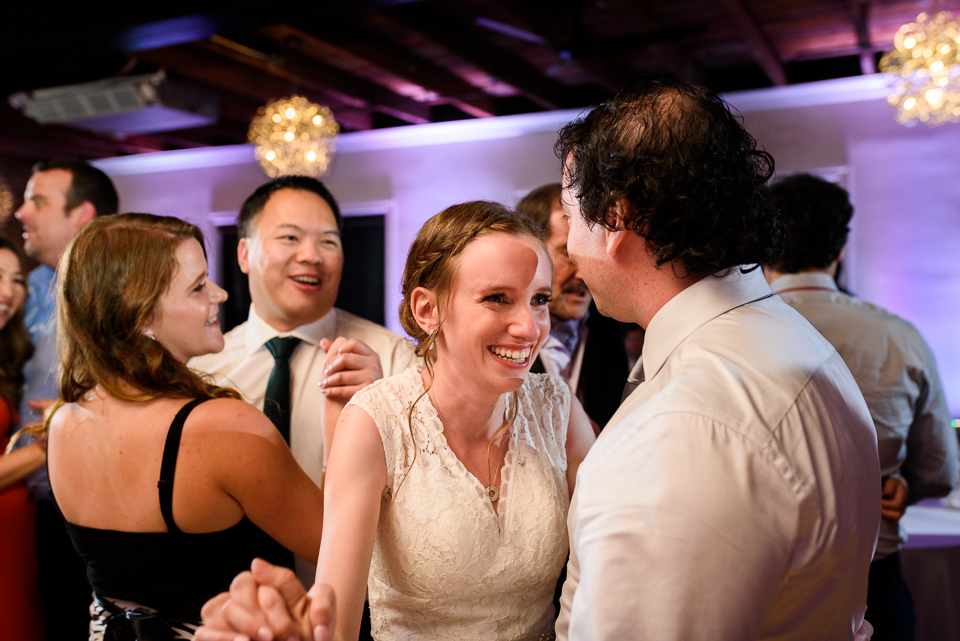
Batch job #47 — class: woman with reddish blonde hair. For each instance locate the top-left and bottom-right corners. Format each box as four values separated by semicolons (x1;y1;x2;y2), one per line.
198;201;595;641
46;213;323;640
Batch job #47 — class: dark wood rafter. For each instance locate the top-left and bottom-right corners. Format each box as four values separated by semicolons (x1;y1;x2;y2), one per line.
4;0;960;164
851;0;876;75
139;44;380;131
479;0;622;93
264;24;498;118
718;0;787;85
381;2;571;109
196;38;432;125
597;0;706;86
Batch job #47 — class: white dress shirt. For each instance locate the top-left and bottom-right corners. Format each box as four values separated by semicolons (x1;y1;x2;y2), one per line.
190;305;415;489
771;272;959;559
556;267;880;641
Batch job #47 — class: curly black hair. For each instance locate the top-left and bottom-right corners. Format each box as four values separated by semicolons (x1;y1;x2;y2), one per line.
766;174;852;273
555;77;781;276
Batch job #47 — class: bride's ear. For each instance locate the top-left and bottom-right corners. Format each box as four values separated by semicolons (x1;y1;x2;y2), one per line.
410;287;440;335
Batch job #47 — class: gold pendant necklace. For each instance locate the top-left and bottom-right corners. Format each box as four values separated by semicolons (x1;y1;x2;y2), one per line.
485;434;508;502
447;419;509;503
436;392;510;503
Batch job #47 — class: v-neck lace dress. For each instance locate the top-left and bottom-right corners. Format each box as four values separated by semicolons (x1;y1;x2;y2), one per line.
346;367;571;641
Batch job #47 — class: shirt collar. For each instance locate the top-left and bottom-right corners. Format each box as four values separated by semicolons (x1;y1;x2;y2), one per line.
642;266;772;382
30;264;57;284
768;271;839;294
242;305;339;357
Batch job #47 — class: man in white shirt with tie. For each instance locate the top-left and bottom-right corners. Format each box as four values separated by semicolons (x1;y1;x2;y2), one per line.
553;78;881;640
190;176;414;585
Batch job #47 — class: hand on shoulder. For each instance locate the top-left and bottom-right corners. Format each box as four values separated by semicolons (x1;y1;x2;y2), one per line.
318;337;383;401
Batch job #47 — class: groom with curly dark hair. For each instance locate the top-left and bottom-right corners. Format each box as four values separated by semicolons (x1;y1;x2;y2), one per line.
554;78;881;641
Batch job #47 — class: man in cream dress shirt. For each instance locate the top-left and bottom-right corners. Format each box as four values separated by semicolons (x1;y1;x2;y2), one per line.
554;79;881;640
764;174;958;640
190;176;414;585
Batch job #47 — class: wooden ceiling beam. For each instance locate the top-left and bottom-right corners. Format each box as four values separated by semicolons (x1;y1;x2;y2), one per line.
851;0;877;75
382;3;570;110
601;0;705;85
718;0;787;85
480;0;621;92
262;24;497;118
139;45;379;131
196;38;432;125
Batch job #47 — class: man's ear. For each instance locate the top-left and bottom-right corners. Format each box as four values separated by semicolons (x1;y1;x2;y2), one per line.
410;287;440;334
605;197;638;257
237;237;251;275
67;201;96;230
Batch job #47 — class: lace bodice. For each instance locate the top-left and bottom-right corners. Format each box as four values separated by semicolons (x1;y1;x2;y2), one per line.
347;367;571;641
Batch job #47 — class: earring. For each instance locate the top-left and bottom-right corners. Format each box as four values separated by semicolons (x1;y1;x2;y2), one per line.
144;329;156;341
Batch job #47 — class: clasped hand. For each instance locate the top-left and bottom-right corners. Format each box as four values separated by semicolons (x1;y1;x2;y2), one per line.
196;559;336;641
318;337;383;401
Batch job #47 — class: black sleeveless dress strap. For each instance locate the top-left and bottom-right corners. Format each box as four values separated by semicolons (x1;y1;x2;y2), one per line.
157;398;205;534
59;396;292;630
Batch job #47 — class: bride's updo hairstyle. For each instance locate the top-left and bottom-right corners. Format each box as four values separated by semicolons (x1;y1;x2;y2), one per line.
54;214;239;411
396;201;544;497
399;200;544;370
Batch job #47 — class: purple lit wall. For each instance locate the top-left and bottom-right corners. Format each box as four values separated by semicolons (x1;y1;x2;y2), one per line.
846;131;960;413
93;76;960;416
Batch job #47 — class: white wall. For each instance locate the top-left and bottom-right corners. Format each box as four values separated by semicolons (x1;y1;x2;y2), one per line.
93;75;960;416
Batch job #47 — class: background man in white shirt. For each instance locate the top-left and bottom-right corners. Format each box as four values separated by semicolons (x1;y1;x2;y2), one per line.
553;78;881;640
763;174;959;641
189;176;414;590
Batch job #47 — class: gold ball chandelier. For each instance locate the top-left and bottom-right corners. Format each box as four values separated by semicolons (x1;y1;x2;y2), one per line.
248;95;340;177
879;11;960;126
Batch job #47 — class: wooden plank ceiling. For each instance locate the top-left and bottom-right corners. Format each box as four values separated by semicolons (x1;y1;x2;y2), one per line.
1;0;958;161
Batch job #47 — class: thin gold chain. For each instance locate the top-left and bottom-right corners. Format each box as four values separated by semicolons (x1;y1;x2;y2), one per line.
446;419;508;502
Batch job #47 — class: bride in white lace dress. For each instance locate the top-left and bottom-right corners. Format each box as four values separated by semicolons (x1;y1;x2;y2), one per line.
197;201;595;641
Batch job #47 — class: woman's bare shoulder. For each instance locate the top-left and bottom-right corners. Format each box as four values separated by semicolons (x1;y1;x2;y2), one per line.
187;397;278;438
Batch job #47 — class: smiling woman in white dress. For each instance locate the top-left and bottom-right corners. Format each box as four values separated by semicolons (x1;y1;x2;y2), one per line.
198;201;595;641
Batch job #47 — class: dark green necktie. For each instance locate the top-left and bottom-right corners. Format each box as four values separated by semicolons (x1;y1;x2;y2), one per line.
264;336;300;443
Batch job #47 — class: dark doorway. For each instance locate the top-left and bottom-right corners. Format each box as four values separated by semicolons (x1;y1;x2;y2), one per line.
218;214;386;332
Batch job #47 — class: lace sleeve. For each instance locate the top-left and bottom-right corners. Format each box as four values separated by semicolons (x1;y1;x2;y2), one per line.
343;368;423;498
517;373;571;471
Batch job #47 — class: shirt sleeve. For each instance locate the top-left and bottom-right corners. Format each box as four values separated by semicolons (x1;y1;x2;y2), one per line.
902;338;959;502
563;411;799;641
